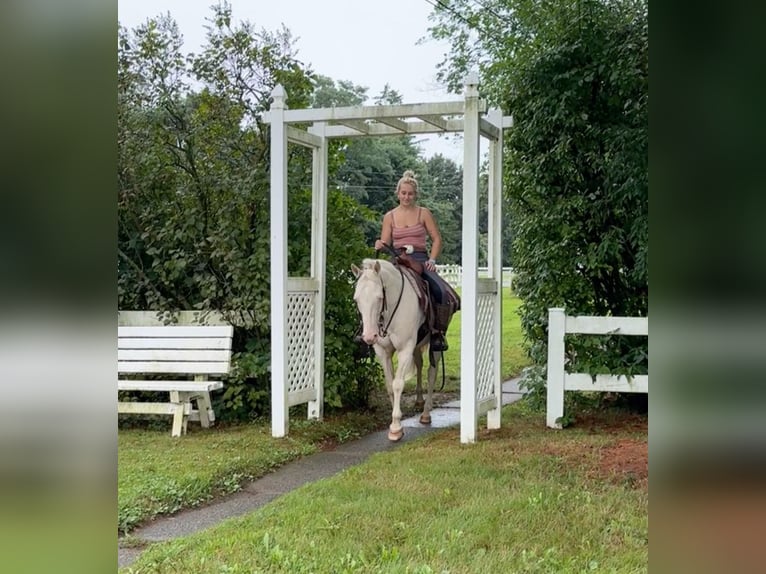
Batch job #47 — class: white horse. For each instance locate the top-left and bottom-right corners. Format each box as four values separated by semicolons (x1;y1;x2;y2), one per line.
351;258;440;441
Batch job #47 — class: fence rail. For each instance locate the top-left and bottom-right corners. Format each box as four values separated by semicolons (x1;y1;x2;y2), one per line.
546;307;648;429
435;265;515;289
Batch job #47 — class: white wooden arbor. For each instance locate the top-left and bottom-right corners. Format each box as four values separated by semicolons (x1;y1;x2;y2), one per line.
263;73;512;443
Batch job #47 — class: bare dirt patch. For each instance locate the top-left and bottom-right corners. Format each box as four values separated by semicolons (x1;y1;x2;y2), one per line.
592;437;648;489
575;411;648;434
506;412;648;489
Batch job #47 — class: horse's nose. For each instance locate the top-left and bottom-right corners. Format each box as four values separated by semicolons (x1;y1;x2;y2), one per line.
362;333;377;345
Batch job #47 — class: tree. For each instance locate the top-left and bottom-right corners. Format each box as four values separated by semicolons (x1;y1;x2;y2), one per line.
421;154;464;264
310;74;368;108
118;3;379;419
429;0;648;409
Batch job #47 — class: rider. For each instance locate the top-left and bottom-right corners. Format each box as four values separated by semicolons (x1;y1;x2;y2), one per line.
374;170;457;352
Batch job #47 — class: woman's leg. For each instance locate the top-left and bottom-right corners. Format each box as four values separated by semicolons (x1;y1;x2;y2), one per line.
422;270;453;352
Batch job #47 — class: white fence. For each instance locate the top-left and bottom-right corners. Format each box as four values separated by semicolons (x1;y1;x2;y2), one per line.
436;265;515;289
546;307;648;428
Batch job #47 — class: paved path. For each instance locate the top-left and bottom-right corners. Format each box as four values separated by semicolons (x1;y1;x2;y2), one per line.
118;378;525;569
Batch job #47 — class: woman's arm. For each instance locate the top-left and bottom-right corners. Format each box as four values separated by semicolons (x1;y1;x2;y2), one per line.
422;208;442;266
374;211;393;250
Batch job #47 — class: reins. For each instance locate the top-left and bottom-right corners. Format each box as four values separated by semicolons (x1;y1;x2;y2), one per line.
377;262;405;338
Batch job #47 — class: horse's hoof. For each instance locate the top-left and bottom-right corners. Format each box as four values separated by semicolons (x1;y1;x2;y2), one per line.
414;400;425;410
388;428;404;441
419;414;432;425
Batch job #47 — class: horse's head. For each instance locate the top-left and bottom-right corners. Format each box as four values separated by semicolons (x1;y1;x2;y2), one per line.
351;259;385;345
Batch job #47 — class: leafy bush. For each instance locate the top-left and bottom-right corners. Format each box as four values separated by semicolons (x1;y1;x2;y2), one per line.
118;5;381;420
430;0;648;407
506;2;648;404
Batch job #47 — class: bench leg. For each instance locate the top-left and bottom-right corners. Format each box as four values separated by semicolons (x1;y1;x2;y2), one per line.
195;392;214;428
193;375;216;427
170;391;190;437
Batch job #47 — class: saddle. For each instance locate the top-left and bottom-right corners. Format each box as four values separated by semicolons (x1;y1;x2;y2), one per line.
388;250;439;346
397;265;433;347
395;252;424;275
375;243;460;349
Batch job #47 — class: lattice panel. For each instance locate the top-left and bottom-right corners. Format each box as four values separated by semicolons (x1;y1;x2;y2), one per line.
476;293;496;401
287;291;316;395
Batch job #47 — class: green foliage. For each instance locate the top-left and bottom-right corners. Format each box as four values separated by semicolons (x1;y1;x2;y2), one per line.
118;4;379;419
421;154;465;264
429;0;648;403
289;188;383;409
310;74;368;108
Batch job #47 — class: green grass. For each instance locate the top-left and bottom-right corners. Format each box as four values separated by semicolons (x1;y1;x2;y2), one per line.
123;403;647;573
118;412;390;534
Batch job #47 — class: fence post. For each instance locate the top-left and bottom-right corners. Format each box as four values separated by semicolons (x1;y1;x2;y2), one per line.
546;308;566;429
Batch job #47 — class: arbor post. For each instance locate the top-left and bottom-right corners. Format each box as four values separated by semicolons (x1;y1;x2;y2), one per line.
460;73;481;444
269;85;289;437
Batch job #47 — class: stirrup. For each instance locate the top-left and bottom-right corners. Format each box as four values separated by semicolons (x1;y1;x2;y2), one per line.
429;333;448;352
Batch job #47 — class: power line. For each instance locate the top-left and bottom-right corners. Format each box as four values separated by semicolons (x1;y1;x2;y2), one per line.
424;0;474;30
469;0;514;26
423;0;506;44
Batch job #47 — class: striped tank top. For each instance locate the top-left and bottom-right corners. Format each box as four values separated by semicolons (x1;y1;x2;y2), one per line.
391;208;427;252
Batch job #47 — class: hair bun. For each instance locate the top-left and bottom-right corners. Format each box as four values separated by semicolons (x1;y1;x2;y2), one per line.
402;170;416;179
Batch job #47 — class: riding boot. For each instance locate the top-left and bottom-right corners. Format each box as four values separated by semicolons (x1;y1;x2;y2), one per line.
429;303;454;352
430;331;448;352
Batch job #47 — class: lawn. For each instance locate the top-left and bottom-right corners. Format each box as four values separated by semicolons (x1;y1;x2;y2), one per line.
118;413;390;534
122;402;648;573
119;290;531;534
442;288;530;382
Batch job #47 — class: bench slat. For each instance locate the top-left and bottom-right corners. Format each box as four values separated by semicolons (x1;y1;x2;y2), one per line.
118;402;192;415
118;349;232;362
118;361;230;374
118;380;223;392
118;337;232;350
118;325;233;338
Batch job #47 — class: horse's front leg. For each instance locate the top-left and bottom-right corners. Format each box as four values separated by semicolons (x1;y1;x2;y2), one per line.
413;346;424;411
374;345;395;406
421;350;441;425
388;345;415;441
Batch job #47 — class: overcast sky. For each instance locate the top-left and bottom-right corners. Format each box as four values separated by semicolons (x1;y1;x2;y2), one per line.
117;0;467;162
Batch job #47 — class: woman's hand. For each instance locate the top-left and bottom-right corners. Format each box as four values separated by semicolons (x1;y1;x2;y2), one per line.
425;258;436;272
374;239;385;251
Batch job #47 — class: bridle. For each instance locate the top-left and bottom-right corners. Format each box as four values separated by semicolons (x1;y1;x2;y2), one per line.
376;265;405;338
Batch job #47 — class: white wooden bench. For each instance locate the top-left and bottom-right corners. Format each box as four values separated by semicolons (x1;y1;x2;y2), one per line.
118;325;234;437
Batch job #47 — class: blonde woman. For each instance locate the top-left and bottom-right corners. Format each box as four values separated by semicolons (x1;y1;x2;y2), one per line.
374;170;459;351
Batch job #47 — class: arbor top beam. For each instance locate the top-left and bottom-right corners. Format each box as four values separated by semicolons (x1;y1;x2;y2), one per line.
263;100;487;125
